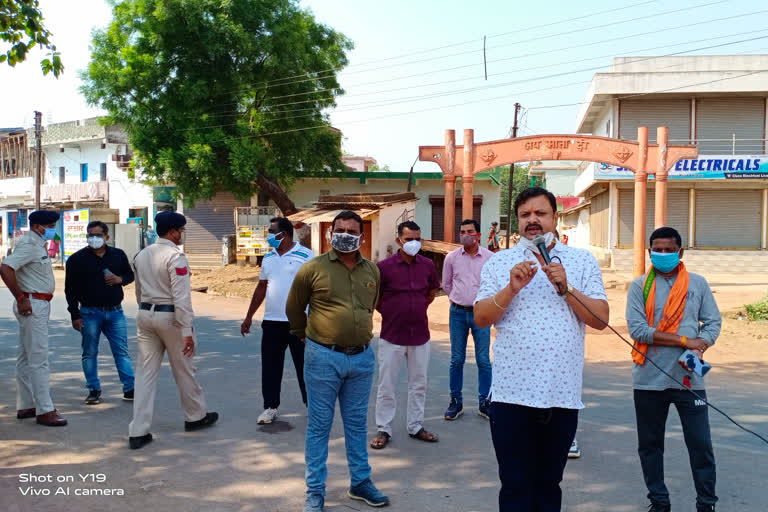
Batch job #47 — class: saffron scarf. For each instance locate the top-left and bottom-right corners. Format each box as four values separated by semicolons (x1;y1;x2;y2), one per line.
632;262;689;365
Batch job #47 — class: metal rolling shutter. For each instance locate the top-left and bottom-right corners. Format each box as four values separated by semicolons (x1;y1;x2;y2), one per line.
429;196;482;241
695;189;761;248
619;99;690;143
696;98;765;154
618;188;689;247
184;192;248;253
589;191;609;248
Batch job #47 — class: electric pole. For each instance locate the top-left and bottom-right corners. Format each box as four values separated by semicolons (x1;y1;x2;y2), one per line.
505;102;521;249
34;111;43;210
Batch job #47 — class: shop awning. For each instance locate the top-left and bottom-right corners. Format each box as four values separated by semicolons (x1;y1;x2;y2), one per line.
288;208;378;224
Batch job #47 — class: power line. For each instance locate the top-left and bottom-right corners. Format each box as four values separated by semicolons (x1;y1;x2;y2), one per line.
212;0;726;99
201;70;767;144
244;0;661;89
199;7;767;115
175;34;768;134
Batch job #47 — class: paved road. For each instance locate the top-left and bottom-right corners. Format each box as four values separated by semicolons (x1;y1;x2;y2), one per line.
1;291;766;511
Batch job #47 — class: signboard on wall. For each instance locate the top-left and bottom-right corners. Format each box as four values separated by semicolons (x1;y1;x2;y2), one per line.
63;208;90;262
595;155;768;180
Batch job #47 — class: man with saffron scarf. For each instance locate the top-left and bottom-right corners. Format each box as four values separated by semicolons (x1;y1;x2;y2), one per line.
626;227;721;512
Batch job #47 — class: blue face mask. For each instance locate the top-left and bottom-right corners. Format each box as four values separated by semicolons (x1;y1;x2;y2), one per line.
266;232;283;249
42;227;57;241
650;251;680;273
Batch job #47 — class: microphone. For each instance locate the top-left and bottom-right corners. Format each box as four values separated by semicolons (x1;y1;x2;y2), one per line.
532;235;552;264
533;234;565;295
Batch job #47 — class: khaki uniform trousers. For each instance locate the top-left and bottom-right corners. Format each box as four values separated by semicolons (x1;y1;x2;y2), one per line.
14;298;55;414
129;309;207;436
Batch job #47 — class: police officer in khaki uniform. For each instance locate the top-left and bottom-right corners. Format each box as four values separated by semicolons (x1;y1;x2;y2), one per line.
128;211;218;449
0;210;67;426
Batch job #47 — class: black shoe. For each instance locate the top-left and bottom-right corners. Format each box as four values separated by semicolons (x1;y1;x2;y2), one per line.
648;503;671;512
444;398;463;420
478;399;491;420
123;389;134;401
184;412;219;432
129;433;153;450
696;504;715;512
85;389;102;405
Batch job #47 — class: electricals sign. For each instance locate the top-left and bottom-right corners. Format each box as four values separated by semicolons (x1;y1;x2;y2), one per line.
596;155;768;179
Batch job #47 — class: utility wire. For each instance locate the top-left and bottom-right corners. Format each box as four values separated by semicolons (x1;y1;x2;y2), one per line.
209;0;729;101
174;35;768;134
198;7;767;115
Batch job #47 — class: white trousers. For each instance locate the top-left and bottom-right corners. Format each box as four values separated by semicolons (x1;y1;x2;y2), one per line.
375;338;430;436
14;298;54;414
129;310;207;437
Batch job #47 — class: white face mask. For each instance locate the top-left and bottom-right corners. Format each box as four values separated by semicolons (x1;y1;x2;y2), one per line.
87;236;105;249
517;231;555;254
331;232;361;253
401;239;421;256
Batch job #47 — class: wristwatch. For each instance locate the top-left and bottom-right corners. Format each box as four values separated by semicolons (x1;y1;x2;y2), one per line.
566;282;574;295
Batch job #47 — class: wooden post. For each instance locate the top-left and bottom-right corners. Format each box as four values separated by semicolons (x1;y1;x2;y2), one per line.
462;129;474;222
655;126;669;229
633;126;649;278
444;130;456;243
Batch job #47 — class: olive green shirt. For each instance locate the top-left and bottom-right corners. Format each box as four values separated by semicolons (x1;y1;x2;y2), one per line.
286;250;380;347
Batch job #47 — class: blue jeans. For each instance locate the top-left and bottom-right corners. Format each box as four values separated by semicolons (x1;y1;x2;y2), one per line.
303;339;375;497
449;305;491;403
80;307;134;392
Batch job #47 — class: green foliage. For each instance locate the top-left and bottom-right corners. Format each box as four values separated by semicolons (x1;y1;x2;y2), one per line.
81;0;352;207
745;295;768;321
1;0;63;76
368;163;391;172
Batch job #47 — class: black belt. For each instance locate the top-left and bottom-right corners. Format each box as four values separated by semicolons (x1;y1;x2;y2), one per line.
451;302;474;312
82;305;122;311
140;303;175;312
314;341;369;355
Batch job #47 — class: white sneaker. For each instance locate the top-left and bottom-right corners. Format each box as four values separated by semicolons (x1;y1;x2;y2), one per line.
568;439;581;459
257;408;278;424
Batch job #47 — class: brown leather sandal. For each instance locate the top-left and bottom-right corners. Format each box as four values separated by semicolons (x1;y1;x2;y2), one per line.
409;428;439;442
370;431;390;449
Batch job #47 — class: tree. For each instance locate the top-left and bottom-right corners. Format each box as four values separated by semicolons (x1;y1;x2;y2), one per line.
1;0;63;76
81;0;352;214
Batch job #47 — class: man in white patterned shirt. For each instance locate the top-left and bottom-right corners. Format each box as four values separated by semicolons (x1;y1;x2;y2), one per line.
474;187;609;512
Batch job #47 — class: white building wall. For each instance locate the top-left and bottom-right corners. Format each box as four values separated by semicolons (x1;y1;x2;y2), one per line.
289;176;501;241
43;141;153;223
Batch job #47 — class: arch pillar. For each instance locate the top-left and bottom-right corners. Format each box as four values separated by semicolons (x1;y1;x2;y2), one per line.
655;126;669;229
634;127;649;278
462;129;475;222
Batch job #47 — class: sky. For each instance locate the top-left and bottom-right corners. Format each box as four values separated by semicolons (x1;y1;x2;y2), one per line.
2;0;767;172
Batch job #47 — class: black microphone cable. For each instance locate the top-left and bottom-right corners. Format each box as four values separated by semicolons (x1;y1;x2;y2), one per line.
563;287;768;447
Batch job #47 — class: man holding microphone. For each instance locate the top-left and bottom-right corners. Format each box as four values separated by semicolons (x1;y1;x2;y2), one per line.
474;187;609;511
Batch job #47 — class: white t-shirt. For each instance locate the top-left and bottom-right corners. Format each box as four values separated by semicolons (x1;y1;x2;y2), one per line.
474;241;607;409
260;242;314;321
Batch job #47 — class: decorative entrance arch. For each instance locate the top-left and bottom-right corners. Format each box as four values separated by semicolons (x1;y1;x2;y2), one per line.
419;128;698;277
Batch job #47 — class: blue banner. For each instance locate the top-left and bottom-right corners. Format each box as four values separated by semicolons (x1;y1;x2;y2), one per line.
596;155;768;179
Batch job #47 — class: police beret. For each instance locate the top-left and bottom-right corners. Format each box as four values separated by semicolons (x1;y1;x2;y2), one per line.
155;211;186;232
28;210;60;225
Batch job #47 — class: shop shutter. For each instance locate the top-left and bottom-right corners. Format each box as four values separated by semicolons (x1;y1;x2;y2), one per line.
184;192;248;253
695;189;761;248
618;188;689;247
619;99;690;143
696;98;765;155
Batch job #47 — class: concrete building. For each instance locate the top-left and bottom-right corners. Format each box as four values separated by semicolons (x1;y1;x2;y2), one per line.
566;55;768;271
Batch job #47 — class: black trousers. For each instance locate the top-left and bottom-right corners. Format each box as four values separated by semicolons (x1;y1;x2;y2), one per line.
490;402;578;512
634;389;717;507
261;320;307;409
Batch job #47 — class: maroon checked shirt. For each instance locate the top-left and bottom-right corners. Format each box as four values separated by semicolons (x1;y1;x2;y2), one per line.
376;251;440;346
